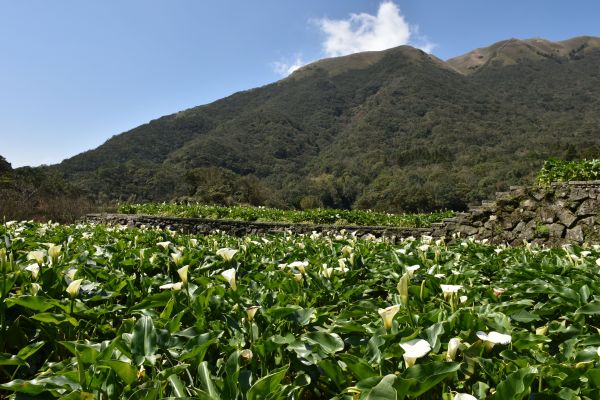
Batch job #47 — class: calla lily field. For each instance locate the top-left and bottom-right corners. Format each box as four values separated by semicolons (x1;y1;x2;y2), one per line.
1;220;600;399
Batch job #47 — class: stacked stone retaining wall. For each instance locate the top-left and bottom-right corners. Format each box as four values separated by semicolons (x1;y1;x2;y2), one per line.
431;181;599;246
85;213;428;241
86;181;599;246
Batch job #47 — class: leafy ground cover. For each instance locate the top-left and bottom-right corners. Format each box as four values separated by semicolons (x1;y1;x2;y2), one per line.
1;221;600;399
118;203;454;228
536;159;600;185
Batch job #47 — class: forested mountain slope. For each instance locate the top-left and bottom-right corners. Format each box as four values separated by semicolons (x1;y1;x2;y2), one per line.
55;36;600;211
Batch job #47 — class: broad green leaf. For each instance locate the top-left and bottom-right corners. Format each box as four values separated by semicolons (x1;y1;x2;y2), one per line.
131;315;157;365
168;374;188;398
366;374;398;400
397;361;460;397
337;354;378;380
5;296;55;312
15;341;45;361
304;331;345;354
32;312;78;326
576;300;600;315
319;359;347;391
198;361;221;399
0;353;27;366
492;366;537;400
0;375;81;395
247;366;288;400
99;360;137;385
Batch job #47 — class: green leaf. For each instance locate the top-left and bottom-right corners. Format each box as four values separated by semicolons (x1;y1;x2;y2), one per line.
32;312;78;326
576;300;600;315
247;366;289;400
131;315;157;365
15;341;45;361
0;375;81;395
366;374;398;400
99;360;137;385
168;374;188;398
492;366;537;400
5;296;56;312
337;354;378;380
398;361;461;397
198;361;221;400
0;353;27;367
304;331;345;354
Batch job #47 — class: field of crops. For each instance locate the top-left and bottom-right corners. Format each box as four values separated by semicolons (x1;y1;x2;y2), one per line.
118;203;455;228
1;221;600;399
536;159;600;185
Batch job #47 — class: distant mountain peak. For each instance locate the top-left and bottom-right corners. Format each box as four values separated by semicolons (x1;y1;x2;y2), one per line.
447;35;600;74
288;45;453;79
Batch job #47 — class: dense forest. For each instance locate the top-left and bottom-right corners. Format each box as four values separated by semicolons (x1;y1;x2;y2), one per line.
16;36;600;212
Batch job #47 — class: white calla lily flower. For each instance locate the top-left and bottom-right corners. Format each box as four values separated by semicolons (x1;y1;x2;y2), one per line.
159;282;183;291
477;331;512;348
25;264;40;280
221;268;237;290
31;282;41;296
171;252;183;266
66;279;83;298
48;244;62;260
446;338;461;361
399;339;431;368
217;248;238;262
27;250;45;266
246;306;260;321
406;265;420;277
378;305;400;330
440;284;463;299
177;265;189;285
288;261;309;274
454;394;477;400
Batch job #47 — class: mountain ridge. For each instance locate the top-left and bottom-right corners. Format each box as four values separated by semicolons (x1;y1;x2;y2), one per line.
53;35;600;211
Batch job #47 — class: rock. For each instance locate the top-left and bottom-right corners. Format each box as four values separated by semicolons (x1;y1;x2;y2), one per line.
566;226;584;243
520;199;537;210
579;216;596;226
539;206;556;223
513;221;526;234
532;190;548;201
548;223;565;238
557;208;577;228
570;188;590;202
577;199;600;216
458;225;478;236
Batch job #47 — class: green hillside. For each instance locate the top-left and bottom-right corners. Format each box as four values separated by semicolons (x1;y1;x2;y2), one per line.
55;36;600;212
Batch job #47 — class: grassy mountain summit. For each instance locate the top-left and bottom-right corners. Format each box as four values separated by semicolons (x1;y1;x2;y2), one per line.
447;36;600;74
56;36;600;211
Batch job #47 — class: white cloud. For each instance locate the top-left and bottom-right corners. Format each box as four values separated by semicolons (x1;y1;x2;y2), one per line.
317;1;434;57
272;54;307;77
272;1;435;77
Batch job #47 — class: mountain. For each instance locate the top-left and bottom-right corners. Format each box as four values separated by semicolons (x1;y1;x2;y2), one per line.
54;36;600;212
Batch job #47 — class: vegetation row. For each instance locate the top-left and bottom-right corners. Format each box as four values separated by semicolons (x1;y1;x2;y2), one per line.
118;203;455;228
1;221;600;398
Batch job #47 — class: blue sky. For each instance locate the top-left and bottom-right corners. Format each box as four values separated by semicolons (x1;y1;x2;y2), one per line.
2;1;600;167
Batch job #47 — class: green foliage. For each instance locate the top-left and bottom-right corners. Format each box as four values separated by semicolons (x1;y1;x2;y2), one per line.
1;221;600;398
51;40;600;212
536;158;600;185
118;203;454;227
0;165;101;222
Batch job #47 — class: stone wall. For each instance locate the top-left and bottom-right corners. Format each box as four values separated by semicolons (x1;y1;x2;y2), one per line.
85;213;428;241
86;181;599;246
430;181;600;246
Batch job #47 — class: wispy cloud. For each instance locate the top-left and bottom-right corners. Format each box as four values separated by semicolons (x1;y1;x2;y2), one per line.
317;1;435;57
272;1;435;77
272;54;306;77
